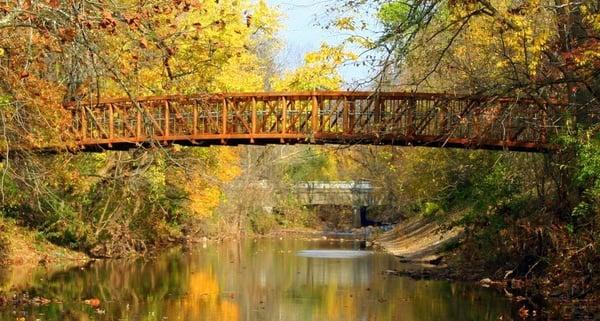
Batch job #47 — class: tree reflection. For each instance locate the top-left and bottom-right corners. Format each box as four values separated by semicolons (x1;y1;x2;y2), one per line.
0;239;515;321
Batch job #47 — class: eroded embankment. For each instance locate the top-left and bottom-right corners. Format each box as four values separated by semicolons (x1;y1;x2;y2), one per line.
375;216;462;264
375;217;600;320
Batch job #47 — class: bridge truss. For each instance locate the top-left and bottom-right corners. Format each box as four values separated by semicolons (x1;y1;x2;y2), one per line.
66;91;566;152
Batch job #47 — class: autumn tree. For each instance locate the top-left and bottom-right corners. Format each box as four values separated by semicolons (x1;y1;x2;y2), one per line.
325;1;600;314
0;0;281;255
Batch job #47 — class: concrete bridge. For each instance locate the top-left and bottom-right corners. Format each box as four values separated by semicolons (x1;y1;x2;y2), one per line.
295;181;374;206
295;181;376;227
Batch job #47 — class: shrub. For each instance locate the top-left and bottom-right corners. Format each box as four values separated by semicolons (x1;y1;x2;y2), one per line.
422;202;442;218
248;210;278;235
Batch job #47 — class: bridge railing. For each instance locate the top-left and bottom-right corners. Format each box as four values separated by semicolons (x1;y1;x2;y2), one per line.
66;91;566;151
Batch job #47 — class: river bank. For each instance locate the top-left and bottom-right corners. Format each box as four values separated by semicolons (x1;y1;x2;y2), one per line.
0;219;88;268
0;219;89;306
375;216;599;320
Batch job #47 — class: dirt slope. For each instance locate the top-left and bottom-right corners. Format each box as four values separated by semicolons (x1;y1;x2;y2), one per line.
0;219;89;292
375;216;462;263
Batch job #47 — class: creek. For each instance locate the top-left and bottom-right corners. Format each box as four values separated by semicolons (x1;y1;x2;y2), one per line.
0;238;517;320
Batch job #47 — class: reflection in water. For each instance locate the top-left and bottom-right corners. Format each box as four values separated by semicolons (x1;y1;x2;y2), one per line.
0;239;517;321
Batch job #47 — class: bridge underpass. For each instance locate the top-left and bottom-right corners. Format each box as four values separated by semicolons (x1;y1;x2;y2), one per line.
13;90;570;156
295;181;378;228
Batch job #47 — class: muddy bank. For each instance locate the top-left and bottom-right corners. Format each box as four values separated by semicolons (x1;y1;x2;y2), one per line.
376;216;599;320
374;216;475;282
374;216;462;264
374;217;547;318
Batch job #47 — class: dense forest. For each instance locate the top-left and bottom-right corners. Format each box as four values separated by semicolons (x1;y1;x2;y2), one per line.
0;0;599;318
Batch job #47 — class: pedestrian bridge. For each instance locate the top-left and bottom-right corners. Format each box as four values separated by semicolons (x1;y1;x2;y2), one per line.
54;91;568;153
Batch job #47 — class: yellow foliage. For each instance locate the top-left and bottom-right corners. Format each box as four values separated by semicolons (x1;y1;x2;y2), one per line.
172;147;240;218
583;5;600;31
214;147;241;182
272;44;356;91
99;0;281;96
402;0;557;92
450;0;554;77
334;17;356;31
321;151;339;180
189;187;222;219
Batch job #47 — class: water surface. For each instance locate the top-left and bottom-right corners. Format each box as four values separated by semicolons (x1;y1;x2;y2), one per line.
0;239;517;320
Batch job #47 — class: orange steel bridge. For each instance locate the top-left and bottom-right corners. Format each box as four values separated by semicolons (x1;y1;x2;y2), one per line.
63;91;566;152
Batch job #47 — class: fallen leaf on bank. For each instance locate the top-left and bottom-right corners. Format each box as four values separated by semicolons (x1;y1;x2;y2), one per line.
32;297;51;305
84;298;101;308
518;306;529;319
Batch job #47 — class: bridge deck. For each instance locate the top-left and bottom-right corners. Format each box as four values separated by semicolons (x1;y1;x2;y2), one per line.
63;91;565;152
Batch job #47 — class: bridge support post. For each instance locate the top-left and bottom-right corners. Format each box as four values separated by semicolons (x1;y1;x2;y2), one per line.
311;93;318;143
541;106;548;144
349;99;355;134
251;97;257;143
374;96;382;124
192;101;198;137
343;97;349;134
440;104;448;132
221;98;227;144
136;106;142;139
352;206;363;228
407;98;416;138
281;96;287;143
108;104;114;147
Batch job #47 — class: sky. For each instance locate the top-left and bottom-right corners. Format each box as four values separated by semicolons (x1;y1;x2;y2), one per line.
265;0;380;89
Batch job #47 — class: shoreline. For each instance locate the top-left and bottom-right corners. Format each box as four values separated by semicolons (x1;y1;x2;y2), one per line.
0;221;91;308
374;219;598;320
